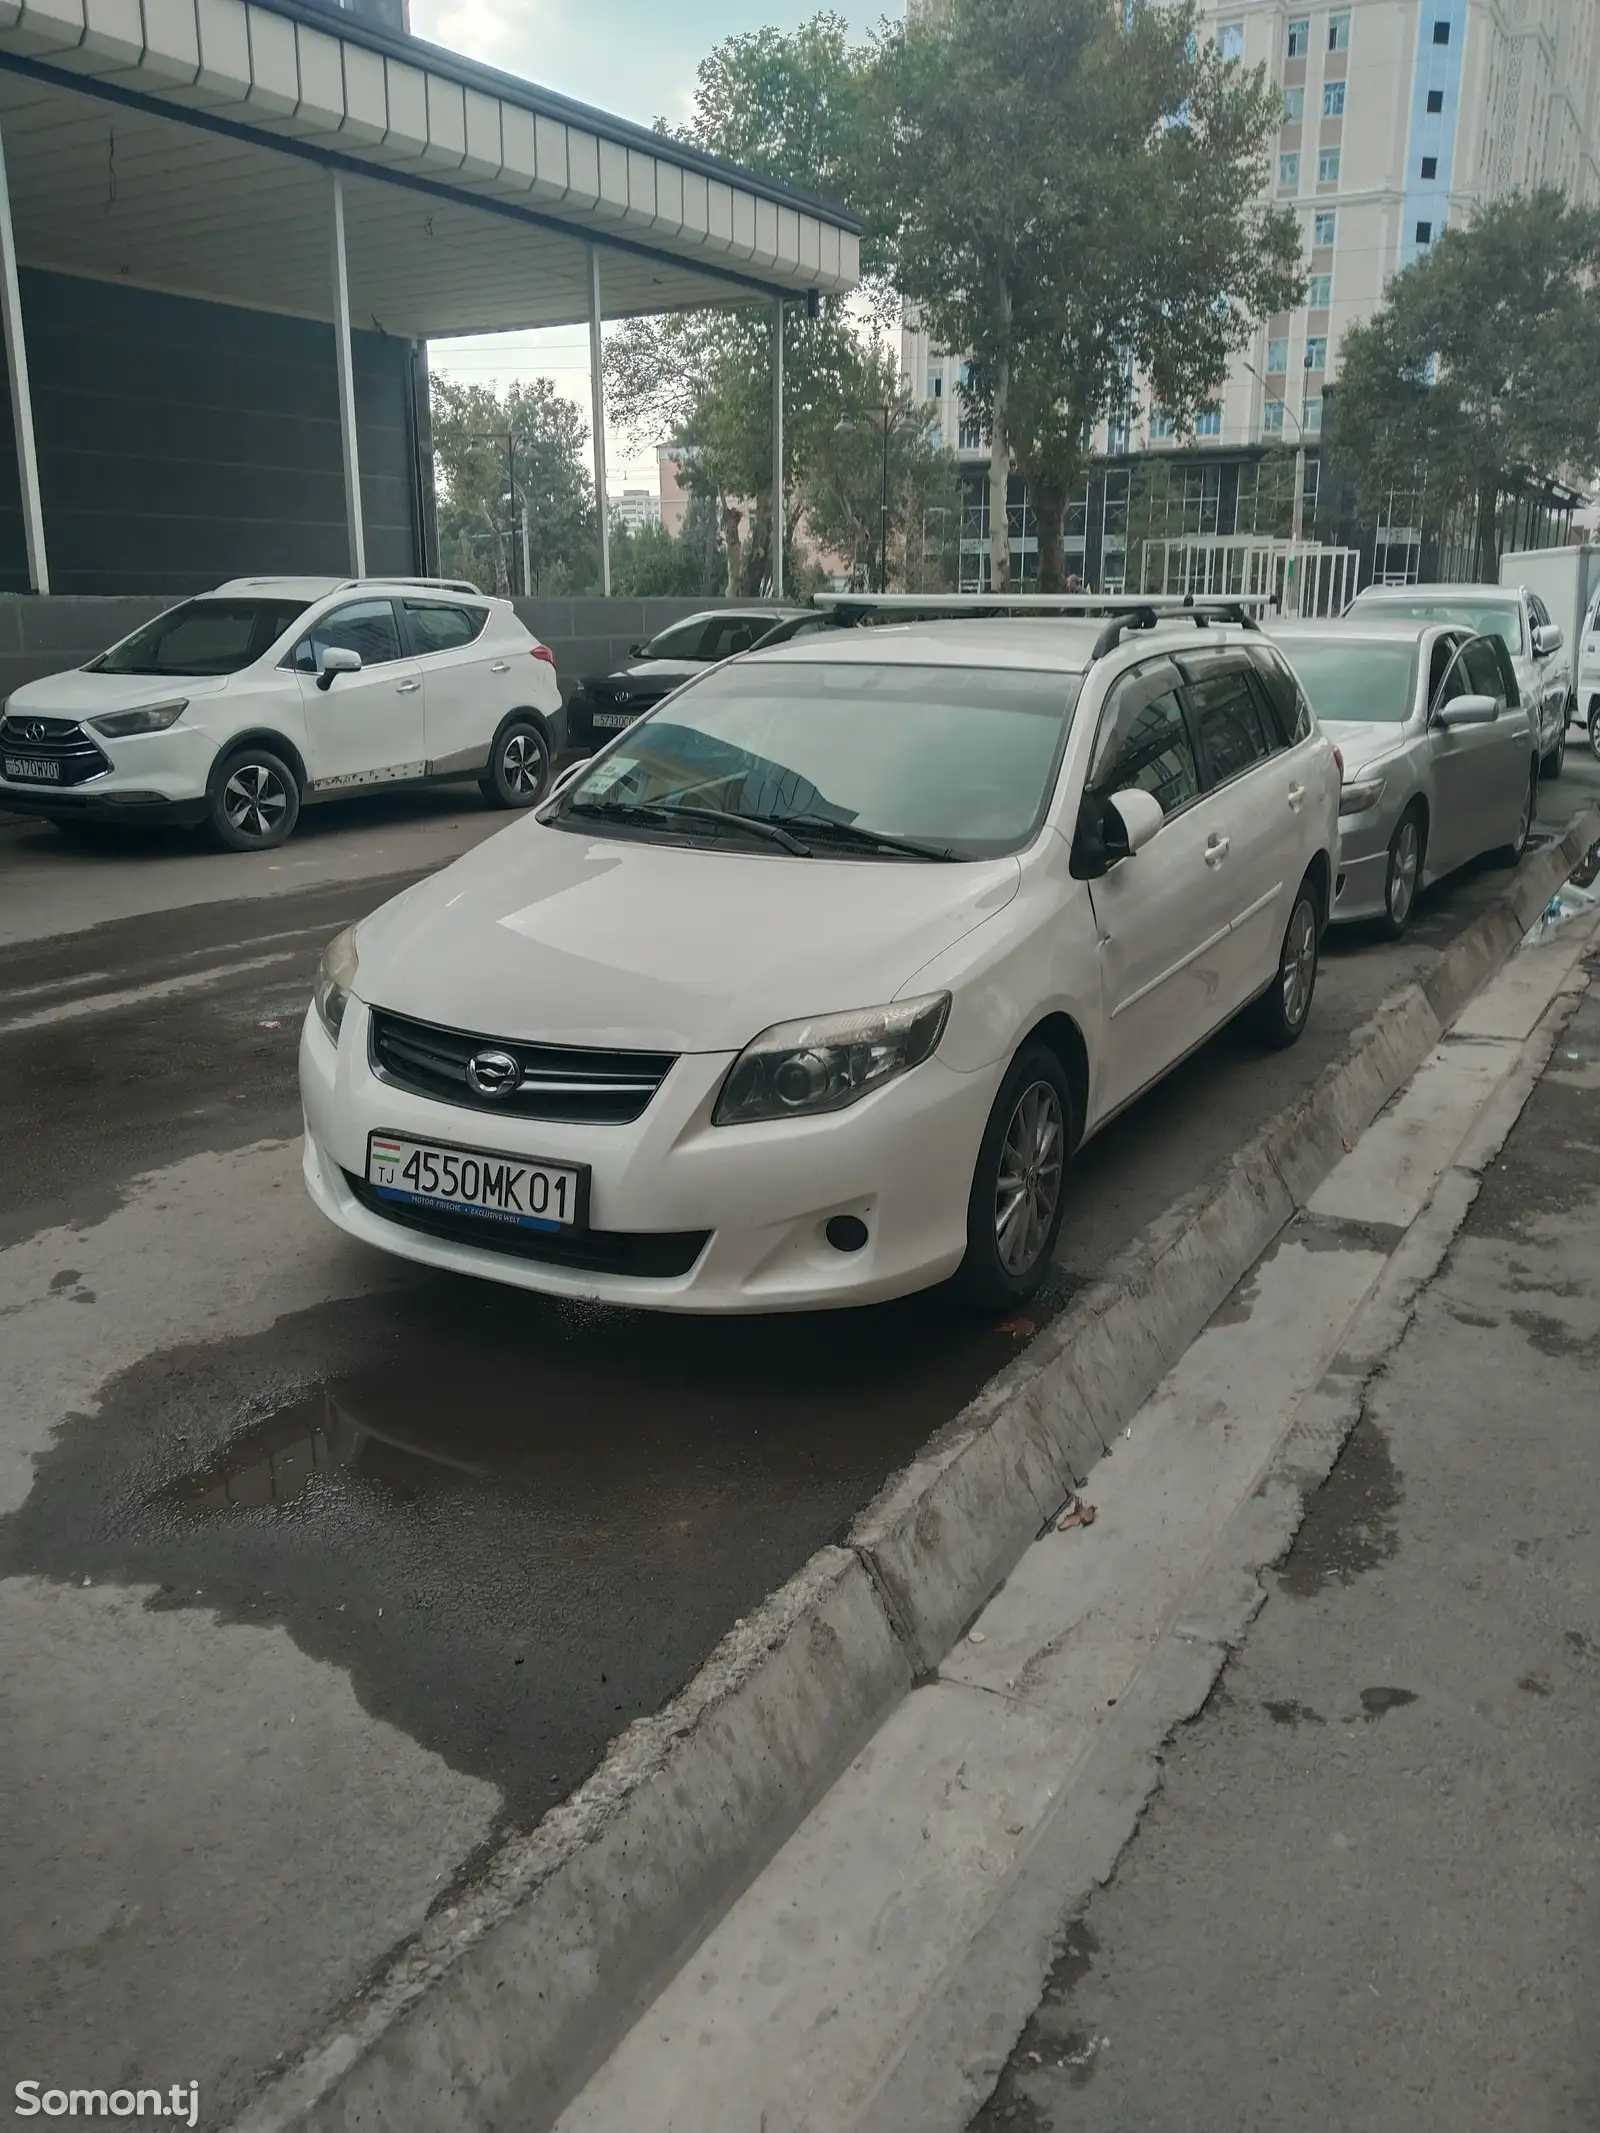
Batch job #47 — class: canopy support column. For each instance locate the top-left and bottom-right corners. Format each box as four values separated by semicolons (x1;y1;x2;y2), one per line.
330;173;366;577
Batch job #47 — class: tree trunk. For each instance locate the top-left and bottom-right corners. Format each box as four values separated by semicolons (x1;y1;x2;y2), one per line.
988;274;1013;593
744;503;771;596
721;500;744;597
1475;480;1500;583
1033;473;1070;593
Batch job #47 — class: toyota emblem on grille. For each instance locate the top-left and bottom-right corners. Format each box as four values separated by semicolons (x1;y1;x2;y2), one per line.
466;1048;521;1099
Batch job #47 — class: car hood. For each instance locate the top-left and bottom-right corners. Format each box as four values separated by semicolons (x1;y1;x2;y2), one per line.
1322;721;1415;778
354;817;1022;1053
585;659;699;694
5;670;234;716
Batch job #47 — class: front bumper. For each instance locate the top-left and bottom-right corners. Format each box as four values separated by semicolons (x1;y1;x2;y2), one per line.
1330;799;1398;924
299;999;998;1312
563;690;655;753
0;723;217;823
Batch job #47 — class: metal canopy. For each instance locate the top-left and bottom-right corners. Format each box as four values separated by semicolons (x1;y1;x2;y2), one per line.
0;0;861;335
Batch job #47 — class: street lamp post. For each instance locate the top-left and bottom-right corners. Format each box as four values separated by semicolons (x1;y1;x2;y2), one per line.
835;404;899;594
1244;353;1316;614
466;429;527;596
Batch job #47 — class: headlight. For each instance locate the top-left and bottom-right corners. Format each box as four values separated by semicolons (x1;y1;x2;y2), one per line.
313;926;359;1042
1339;775;1387;817
713;993;950;1126
88;699;188;738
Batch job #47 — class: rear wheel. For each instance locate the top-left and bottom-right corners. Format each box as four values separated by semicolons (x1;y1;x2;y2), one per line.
957;1043;1074;1311
1375;806;1425;940
1245;876;1321;1048
208;746;299;852
480;717;550;809
1489;763;1537;867
1588;702;1600;764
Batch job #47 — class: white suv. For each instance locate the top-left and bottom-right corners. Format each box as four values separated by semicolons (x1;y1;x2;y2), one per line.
0;576;563;850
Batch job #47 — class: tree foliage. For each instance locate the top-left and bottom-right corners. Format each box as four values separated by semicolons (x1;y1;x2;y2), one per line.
431;375;597;594
1326;189;1600;581
799;342;962;589
608;516;722;597
860;0;1300;587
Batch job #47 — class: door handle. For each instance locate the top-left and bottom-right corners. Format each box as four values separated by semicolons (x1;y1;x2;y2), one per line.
1204;833;1230;867
1287;782;1306;810
490;660;511;673
396;679;421;693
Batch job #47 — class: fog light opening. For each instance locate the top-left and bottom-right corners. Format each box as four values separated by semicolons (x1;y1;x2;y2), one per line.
825;1215;869;1254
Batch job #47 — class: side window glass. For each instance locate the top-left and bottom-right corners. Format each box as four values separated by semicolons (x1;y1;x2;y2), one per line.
1244;648;1307;745
701;617;760;660
1428;635;1460;703
404;601;483;656
1090;662;1201;817
1183;662;1274;784
1528;594;1549;629
294;599;402;673
1463;637;1506;700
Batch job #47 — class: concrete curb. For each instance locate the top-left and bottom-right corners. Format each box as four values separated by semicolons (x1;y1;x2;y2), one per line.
229;807;1600;2133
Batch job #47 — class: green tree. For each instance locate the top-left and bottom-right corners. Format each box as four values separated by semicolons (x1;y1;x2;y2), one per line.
609;517;720;597
431;375;597;594
1326;189;1600;582
861;0;1299;589
802;343;962;588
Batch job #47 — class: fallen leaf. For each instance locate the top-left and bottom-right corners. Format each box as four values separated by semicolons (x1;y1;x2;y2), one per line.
1057;1493;1098;1532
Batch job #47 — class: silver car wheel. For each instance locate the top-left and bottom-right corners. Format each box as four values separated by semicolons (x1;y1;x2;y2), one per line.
1388;817;1420;924
1589;707;1600;764
1282;896;1318;1031
994;1080;1064;1276
223;761;288;840
1514;774;1533;855
502;729;547;798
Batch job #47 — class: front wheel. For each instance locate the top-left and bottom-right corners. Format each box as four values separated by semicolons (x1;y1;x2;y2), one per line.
957;1043;1074;1311
480;717;550;809
209;746;300;851
1489;763;1537;867
1588;703;1600;764
1375;807;1425;940
1244;877;1321;1049
1541;721;1566;779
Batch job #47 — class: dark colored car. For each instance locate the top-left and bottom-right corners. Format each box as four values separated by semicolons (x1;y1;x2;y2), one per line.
566;606;803;750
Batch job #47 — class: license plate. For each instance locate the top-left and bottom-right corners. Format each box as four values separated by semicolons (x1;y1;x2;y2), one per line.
591;710;634;730
366;1131;587;1233
4;756;60;782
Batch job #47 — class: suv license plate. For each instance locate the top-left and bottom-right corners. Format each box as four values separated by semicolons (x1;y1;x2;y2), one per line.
4;756;60;781
366;1131;586;1233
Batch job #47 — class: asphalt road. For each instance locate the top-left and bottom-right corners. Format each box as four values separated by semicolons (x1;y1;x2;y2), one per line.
4;754;1598;2120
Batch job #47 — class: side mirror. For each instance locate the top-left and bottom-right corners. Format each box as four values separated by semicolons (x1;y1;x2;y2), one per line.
317;645;362;692
1533;623;1564;658
628;644;646;660
1107;787;1166;855
1435;692;1499;728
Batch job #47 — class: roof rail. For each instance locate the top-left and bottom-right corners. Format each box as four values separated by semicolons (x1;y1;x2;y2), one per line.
809;589;1267;654
337;575;484;596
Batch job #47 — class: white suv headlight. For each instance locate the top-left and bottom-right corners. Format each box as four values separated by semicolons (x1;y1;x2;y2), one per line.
313;926;359;1042
88;699;188;738
713;993;950;1126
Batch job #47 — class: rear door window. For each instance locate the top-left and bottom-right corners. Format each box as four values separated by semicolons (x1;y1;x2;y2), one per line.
291;599;404;673
403;601;486;656
1089;659;1201;817
1180;658;1278;786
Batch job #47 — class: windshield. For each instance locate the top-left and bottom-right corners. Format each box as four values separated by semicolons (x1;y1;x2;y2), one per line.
91;598;309;677
557;660;1081;860
1275;640;1419;723
1354;594;1524;657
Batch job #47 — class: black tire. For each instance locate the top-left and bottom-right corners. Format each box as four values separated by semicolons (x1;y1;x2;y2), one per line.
1588;702;1600;764
208;745;300;852
1244;875;1322;1049
957;1042;1074;1311
479;717;551;809
1375;805;1425;941
1541;720;1566;779
1489;762;1538;867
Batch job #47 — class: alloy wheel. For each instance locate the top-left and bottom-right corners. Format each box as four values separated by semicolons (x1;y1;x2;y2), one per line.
994;1079;1064;1276
1389;819;1420;925
222;761;288;841
1282;896;1318;1031
1589;708;1600;764
501;729;547;798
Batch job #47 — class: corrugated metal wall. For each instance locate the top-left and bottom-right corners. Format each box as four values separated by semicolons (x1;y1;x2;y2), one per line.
0;267;420;594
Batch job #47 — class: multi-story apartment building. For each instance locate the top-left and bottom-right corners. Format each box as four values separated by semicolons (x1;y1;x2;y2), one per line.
905;0;1600;589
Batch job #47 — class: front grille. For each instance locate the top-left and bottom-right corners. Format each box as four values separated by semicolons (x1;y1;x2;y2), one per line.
0;714;111;786
345;1172;709;1278
369;1008;676;1125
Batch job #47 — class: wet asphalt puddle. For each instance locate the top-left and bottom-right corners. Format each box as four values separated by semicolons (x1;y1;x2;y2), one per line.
0;1269;1066;1826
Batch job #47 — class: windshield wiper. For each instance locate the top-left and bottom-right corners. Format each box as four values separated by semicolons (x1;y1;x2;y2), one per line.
565;798;811;855
762;813;958;862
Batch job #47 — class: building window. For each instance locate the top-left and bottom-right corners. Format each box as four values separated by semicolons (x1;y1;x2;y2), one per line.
1328;11;1350;50
1283;84;1305;121
1305;336;1328;369
927;370;943;399
1149;409;1175;440
1194;407;1222;437
1421;154;1438;178
1313;208;1337;246
1286;17;1310;55
1279;152;1301;188
1427;88;1444;112
1323;80;1346;116
1217;21;1244;59
1317;148;1341;183
1415;220;1433;244
1308;272;1333;307
1263;398;1286;434
1305;397;1324;432
1266;336;1290;372
1432;17;1450;42
958;415;986;450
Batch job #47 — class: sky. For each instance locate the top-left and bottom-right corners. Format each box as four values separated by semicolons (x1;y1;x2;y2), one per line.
411;1;885;494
